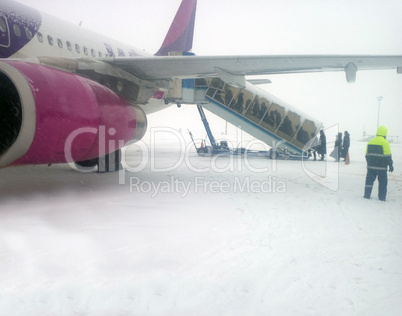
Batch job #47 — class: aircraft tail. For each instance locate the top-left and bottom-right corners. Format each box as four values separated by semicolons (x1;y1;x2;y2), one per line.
155;0;197;56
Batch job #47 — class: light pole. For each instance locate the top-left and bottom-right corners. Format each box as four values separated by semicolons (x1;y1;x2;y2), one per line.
377;96;382;130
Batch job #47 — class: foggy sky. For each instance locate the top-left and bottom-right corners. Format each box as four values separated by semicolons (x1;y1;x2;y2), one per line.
16;0;402;139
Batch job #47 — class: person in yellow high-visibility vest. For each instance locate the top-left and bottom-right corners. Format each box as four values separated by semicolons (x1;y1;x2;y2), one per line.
364;126;394;201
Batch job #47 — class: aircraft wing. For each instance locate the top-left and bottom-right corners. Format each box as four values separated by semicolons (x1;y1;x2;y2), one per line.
103;55;402;83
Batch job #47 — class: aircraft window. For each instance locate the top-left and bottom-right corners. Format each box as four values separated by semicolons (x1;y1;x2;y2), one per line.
195;79;208;87
47;35;54;46
104;43;115;57
83;46;88;56
66;41;72;51
246;96;270;121
257;100;269;122
210;78;225;90
129;50;136;57
0;17;7;33
293;119;319;148
0;17;9;47
13;24;21;37
277;111;300;141
57;38;63;49
243;95;263;124
91;49;96;57
223;86;240;111
222;86;234;108
37;32;43;43
118;48;125;57
75;44;80;53
206;88;218;100
25;27;33;40
98;51;103;57
260;103;285;133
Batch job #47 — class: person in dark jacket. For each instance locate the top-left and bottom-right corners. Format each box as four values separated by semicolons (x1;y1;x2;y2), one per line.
330;132;342;161
336;132;343;161
341;131;350;160
316;130;326;160
364;126;394;201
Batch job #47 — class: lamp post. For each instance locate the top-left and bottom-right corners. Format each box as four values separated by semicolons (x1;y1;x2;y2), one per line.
377;96;382;130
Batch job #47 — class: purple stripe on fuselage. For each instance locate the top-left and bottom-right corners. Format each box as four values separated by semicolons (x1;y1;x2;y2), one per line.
0;0;42;58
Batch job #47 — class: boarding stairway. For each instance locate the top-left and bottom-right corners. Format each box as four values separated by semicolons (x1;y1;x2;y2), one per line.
168;77;323;154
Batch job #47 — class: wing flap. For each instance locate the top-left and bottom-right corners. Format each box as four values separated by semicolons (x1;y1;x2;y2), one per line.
103;55;402;81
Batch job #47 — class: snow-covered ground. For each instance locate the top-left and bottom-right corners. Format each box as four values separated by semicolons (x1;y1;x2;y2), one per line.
1;111;401;315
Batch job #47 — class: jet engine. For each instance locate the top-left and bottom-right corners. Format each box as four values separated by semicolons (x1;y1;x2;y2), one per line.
0;61;147;168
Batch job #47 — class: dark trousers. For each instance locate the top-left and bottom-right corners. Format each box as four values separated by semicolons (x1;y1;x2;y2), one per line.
364;168;388;200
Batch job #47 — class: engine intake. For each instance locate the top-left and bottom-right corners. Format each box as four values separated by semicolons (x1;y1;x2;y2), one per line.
0;71;23;157
0;61;147;168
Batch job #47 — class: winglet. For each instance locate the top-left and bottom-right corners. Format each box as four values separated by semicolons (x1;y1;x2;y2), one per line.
155;0;197;56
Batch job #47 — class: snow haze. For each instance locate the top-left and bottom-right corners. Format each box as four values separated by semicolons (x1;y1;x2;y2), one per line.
1;1;402;315
15;0;402;139
1;118;402;314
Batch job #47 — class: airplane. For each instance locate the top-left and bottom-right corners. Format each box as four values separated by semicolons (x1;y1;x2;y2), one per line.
0;0;401;172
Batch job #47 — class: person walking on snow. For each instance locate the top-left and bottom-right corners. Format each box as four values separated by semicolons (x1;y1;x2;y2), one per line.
341;131;350;160
330;132;342;161
364;126;394;201
317;130;326;161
